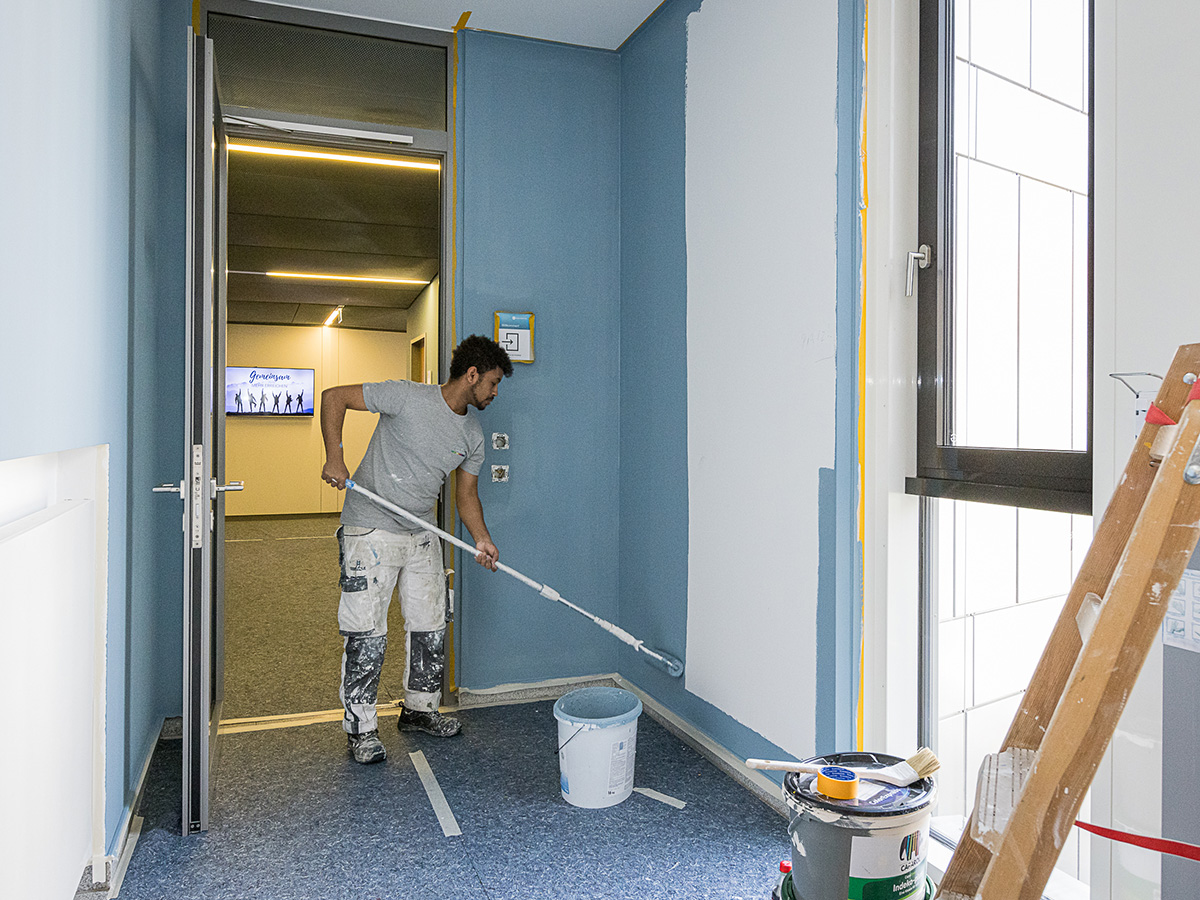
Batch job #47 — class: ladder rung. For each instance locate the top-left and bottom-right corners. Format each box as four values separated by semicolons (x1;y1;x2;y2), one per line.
971;748;1036;852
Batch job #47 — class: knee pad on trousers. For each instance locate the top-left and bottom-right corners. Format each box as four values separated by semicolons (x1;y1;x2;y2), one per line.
406;630;445;694
343;634;388;706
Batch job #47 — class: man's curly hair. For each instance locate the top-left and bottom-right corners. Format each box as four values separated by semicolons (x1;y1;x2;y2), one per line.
449;334;514;380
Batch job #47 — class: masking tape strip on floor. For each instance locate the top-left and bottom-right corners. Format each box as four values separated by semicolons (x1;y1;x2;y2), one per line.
633;787;687;809
410;750;462;837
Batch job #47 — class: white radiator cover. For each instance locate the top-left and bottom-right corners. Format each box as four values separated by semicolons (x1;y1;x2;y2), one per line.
0;445;107;898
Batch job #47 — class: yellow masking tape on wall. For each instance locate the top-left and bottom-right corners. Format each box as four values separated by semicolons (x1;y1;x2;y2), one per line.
856;1;870;754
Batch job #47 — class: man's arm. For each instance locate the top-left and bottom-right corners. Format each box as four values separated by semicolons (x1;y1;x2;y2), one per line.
456;471;498;570
320;384;367;490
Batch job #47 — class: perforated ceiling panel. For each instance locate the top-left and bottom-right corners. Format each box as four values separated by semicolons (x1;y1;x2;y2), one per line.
208;14;446;131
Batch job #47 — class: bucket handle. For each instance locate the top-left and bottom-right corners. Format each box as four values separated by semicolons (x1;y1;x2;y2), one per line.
557;725;585;755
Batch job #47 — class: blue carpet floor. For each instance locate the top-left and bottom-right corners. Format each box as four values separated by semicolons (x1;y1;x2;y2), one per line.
118;700;788;899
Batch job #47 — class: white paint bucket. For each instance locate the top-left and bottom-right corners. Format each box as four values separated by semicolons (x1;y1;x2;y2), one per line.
553;687;642;808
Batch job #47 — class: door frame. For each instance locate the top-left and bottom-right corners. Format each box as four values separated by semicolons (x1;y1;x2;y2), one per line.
192;2;457;766
182;27;228;834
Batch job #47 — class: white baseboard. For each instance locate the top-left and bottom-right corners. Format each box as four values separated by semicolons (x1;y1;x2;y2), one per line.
456;673;619;708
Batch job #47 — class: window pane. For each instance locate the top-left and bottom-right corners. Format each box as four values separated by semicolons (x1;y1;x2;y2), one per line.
1073;195;1089;450
1031;0;1087;110
940;617;968;713
1018;179;1075;450
972;596;1064;703
957;160;1019;448
961;501;1017;614
934;496;1092;886
936;712;968;816
975;71;1088;193
948;0;1089;453
1017;507;1074;600
923;2;1094;878
970;0;1030;86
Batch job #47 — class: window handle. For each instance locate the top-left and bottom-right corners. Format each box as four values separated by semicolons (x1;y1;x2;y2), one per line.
906;244;931;297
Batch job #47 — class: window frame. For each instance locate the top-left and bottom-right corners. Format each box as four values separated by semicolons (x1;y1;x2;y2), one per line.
907;0;1095;517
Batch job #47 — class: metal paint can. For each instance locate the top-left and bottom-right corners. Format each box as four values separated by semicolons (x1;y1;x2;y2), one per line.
777;871;935;900
783;752;936;900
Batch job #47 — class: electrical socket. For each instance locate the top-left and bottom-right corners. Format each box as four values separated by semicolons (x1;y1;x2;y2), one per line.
492;432;509;450
491;465;509;483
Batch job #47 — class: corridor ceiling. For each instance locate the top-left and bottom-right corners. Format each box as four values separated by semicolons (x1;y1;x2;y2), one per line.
226;142;439;333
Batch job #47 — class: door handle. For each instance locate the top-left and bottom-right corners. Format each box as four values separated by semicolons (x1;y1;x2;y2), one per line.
906;243;931;297
153;481;185;499
211;480;245;497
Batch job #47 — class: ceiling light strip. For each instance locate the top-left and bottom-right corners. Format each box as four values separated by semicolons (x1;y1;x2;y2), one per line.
228;269;429;286
228;142;439;170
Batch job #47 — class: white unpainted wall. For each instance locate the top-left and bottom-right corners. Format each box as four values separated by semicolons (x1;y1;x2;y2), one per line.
685;0;839;756
0;447;108;896
1090;1;1200;895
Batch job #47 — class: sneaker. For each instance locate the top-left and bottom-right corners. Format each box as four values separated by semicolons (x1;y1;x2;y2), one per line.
398;707;462;737
347;730;387;764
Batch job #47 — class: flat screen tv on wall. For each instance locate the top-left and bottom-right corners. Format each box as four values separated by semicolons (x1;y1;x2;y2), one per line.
225;367;315;416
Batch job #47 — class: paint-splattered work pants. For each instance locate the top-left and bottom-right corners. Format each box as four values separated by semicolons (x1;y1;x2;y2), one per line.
337;525;447;735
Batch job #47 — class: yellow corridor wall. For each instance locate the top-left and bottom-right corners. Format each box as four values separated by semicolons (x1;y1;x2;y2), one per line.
225;325;409;516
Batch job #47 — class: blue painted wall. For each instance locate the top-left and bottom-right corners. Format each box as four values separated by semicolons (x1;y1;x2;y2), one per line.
0;0;189;853
615;0;700;700
455;31;623;686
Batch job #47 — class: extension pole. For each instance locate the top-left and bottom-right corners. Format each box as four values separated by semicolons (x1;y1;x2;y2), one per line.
345;480;684;677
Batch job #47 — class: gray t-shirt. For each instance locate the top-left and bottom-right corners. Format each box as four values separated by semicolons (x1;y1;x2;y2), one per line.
340;380;485;533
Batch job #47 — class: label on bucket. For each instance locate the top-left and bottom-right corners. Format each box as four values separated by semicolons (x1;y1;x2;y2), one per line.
847;822;928;900
607;735;636;794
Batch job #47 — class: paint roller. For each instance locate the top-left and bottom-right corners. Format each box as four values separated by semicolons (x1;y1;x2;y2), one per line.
345;480;685;678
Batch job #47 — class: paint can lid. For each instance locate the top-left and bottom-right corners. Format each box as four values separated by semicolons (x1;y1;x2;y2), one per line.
783;752;936;817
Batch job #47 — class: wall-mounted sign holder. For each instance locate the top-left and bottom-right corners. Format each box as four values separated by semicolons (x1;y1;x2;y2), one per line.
495;311;534;363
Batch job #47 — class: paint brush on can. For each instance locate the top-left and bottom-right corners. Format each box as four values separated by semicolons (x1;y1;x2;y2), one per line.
745;747;940;787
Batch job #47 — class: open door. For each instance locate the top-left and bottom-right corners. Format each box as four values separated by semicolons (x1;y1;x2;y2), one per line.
181;27;236;834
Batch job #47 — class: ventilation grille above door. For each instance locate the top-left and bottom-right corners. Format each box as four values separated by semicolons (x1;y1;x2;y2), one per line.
208;14;447;132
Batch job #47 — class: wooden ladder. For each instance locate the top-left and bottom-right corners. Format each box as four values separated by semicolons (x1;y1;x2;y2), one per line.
935;343;1200;900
